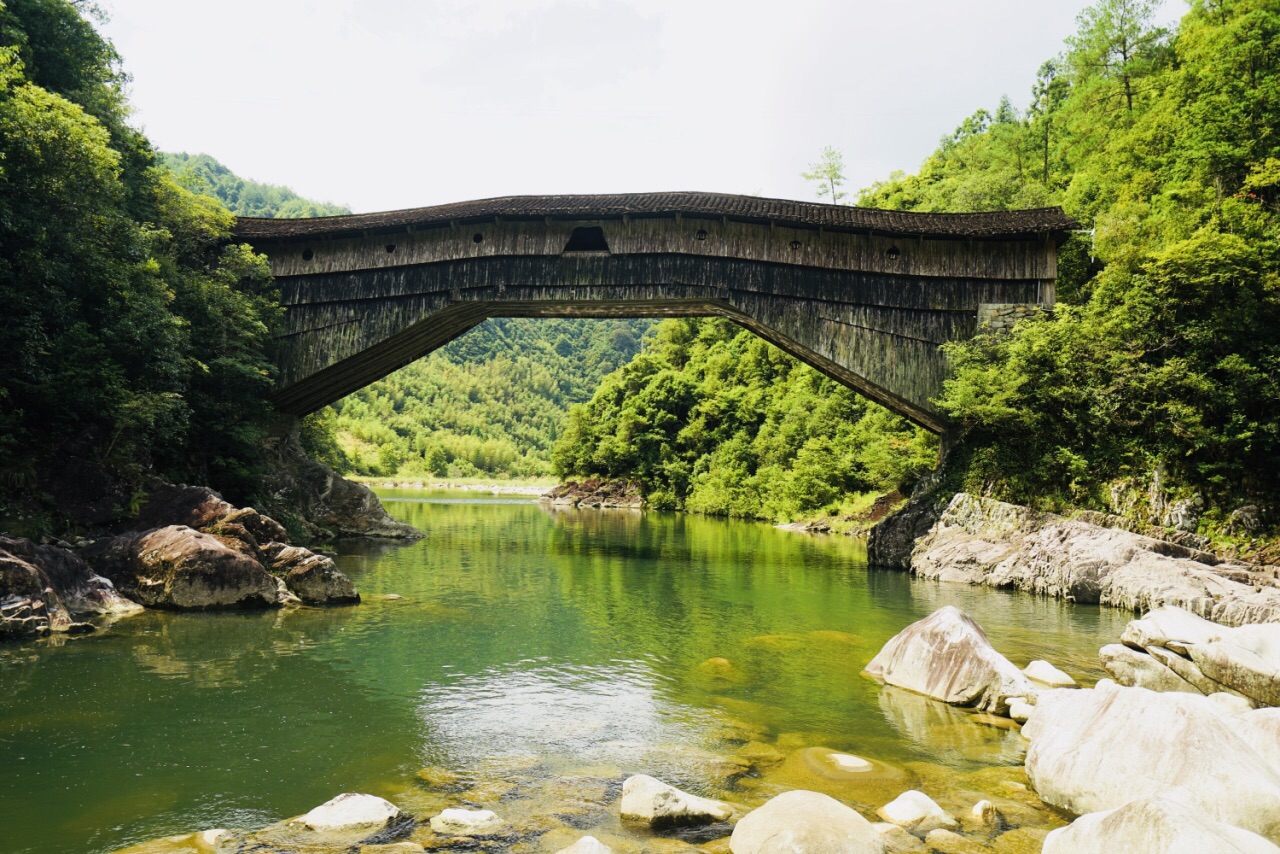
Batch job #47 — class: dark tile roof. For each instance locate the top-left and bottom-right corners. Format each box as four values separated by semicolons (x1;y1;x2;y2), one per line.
233;191;1078;241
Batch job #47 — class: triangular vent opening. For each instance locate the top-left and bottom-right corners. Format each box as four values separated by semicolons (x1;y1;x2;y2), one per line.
563;226;610;253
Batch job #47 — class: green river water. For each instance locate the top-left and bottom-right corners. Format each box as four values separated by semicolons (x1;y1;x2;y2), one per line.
0;490;1129;854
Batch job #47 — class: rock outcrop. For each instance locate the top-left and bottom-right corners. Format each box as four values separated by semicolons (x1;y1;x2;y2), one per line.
730;790;885;853
1023;680;1280;842
82;482;361;612
429;808;506;836
863;606;1034;713
1102;606;1280;706
908;494;1280;625
85;525;282;610
875;790;957;836
1042;797;1280;853
260;421;422;540
867;494;949;569
542;479;644;509
0;535;142;638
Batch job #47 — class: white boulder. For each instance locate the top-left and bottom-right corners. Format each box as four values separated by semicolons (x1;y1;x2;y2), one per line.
875;790;957;835
290;792;400;832
1099;643;1201;693
1188;623;1280;707
555;835;614;853
863;606;1033;713
1121;605;1226;650
730;790;885;853
429;807;505;836
1043;796;1280;853
1024;660;1076;688
1024;681;1280;841
620;774;731;827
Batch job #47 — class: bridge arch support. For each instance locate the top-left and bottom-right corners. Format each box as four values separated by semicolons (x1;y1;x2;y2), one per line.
235;193;1074;433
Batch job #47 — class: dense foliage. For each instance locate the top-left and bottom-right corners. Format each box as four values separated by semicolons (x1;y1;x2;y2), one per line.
161;152;351;218
552;318;938;521
0;0;279;509
859;0;1280;536
331;318;651;478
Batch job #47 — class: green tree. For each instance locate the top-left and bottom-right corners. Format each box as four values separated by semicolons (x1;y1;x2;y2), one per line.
801;145;848;204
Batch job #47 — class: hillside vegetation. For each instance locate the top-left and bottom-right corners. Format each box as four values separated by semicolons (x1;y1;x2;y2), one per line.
552;318;938;521
161;152;351;218
0;0;280;520
858;0;1279;545
329;318;652;479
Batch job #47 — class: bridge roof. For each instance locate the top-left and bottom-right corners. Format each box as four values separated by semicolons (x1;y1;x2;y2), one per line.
233;191;1077;242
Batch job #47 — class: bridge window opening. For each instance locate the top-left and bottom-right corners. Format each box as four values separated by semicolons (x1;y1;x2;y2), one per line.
385;244;397;254
563;226;610;253
301;248;314;261
886;246;900;261
472;232;484;244
789;240;802;250
695;229;709;241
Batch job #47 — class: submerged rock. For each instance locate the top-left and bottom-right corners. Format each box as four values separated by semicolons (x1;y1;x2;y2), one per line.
863;606;1033;714
428;807;506;836
555;836;614;854
619;774;732;828
729;789;885;853
1023;680;1280;841
290;792;401;832
1042;796;1280;853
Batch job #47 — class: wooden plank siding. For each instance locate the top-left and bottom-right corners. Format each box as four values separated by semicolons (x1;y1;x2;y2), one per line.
236;193;1073;433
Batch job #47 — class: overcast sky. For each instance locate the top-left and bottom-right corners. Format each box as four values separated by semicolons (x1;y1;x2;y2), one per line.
98;0;1184;214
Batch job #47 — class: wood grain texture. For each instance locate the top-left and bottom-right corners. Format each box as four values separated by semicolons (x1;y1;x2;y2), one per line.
243;210;1065;433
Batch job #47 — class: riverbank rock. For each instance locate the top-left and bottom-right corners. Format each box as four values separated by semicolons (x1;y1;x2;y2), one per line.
729;790;885;853
1023;680;1280;841
85;526;281;610
291;792;401;832
0;535;142;639
909;494;1280;625
864;606;1034;714
876;790;957;835
259;419;423;541
263;544;359;604
1042;796;1280;853
542;479;644;509
619;774;732;828
867;494;949;569
1103;606;1280;706
1023;660;1075;688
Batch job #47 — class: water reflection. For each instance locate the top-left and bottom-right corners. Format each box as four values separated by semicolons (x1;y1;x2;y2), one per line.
0;490;1128;854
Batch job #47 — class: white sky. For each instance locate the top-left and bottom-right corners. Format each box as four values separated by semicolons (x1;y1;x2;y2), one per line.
98;0;1185;214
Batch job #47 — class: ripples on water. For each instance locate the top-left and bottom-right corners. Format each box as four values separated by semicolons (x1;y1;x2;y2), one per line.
0;490;1129;853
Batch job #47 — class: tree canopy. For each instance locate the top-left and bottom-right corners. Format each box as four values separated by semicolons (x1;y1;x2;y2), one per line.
861;0;1280;540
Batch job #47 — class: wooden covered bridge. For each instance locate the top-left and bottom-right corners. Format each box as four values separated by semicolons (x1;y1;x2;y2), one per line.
234;193;1075;432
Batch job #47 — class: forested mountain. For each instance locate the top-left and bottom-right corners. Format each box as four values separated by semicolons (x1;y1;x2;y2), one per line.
329;318;652;478
552;319;938;520
0;0;280;518
161;152;351;218
153;159;654;481
857;0;1279;541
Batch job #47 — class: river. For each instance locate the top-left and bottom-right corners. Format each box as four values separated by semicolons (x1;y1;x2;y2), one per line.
0;490;1128;853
